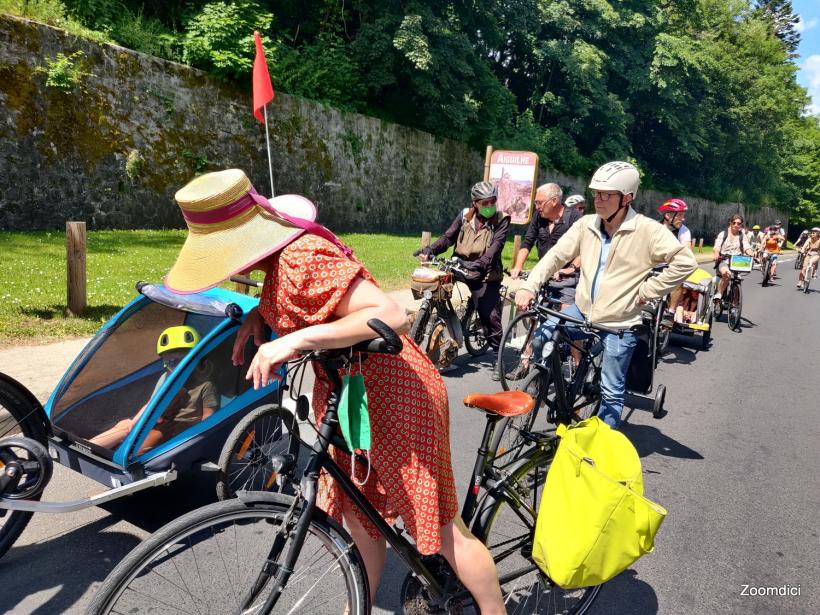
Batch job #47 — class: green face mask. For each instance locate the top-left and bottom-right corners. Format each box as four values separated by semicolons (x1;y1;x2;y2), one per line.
479;206;497;218
338;374;371;485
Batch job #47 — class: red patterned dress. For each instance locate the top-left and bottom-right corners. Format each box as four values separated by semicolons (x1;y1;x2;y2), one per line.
257;234;458;554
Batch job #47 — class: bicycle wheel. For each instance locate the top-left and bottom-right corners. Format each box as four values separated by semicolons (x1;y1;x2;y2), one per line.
653;299;671;362
88;496;369;615
490;368;548;462
761;260;770;286
463;302;490;356
472;447;602;614
0;377;48;559
409;302;433;345
795;253;804;270
497;311;540;391
216;405;301;501
728;282;742;331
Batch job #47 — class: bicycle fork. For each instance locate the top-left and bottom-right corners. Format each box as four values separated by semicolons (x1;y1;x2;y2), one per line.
246;392;341;614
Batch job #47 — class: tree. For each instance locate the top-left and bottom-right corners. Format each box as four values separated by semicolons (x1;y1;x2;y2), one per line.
754;0;801;57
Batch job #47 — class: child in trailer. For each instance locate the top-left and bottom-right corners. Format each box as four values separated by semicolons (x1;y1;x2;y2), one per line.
90;325;218;452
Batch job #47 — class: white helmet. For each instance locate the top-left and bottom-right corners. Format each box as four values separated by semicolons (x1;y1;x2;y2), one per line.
588;161;640;198
565;194;585;207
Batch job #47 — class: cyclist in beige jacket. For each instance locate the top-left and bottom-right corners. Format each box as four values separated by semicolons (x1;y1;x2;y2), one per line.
514;161;697;428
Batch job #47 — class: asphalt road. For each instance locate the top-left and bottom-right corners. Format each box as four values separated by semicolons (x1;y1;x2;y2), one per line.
2;257;819;614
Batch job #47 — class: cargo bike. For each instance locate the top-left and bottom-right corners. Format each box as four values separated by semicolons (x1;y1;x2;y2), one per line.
0;280;293;559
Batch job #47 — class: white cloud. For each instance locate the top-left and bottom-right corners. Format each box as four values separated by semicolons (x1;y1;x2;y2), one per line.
795;16;818;34
803;54;820;116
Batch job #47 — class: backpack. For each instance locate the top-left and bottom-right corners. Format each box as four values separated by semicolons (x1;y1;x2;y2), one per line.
716;230;746;257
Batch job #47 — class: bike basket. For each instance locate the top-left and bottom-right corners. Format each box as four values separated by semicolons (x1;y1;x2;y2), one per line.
532;418;667;589
411;267;441;283
410;279;453;300
729;255;753;273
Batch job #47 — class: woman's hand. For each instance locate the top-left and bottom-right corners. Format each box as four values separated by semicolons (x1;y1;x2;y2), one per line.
232;308;265;366
246;336;302;389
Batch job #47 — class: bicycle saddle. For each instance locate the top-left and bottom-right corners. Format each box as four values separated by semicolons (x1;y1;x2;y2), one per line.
463;391;535;417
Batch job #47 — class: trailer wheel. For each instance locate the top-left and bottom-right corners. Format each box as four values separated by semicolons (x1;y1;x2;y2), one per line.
652;384;667;419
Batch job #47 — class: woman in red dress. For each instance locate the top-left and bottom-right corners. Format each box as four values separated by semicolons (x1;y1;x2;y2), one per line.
165;169;504;613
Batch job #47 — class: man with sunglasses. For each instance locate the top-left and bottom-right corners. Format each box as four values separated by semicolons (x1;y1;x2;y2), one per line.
713;215;754;298
418;181;510;350
514;161;696;429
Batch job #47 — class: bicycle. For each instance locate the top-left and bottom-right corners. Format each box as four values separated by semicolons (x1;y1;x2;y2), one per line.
491;303;626;464
496;276;583;392
713;264;744;331
760;251;777;287
795;251;806;271
798;256;817;294
89;319;603;615
408;255;489;368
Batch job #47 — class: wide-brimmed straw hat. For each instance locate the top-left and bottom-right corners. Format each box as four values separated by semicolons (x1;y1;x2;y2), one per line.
165;169;316;294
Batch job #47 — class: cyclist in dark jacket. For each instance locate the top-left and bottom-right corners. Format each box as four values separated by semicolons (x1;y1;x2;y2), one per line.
419;181;510;350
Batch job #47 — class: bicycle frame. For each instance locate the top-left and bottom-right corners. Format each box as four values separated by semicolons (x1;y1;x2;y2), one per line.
541;326;603;421
249;353;514;613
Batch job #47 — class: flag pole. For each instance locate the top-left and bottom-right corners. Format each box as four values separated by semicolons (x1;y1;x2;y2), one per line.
263;104;275;197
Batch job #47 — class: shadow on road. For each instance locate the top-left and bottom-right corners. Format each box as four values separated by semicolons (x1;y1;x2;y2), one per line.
2;517;139;615
1;473;218;614
444;351;495;379
660;342;698;365
594;568;660;614
620;422;704;461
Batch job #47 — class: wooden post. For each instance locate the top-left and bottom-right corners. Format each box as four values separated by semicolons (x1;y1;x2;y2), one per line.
512;234;521;268
420;231;431;249
66;221;86;316
234;280;249;295
483;145;493;182
698;238;704;253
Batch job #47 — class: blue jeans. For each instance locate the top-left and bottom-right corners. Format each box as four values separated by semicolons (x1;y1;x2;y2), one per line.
531;304;638;429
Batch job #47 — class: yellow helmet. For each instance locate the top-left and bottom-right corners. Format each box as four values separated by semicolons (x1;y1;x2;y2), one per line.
156;325;200;356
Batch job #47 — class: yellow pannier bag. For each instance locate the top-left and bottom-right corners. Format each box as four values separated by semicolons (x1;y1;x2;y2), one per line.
532;417;667;589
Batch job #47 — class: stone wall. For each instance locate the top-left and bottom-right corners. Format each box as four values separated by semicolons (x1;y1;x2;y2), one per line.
0;15;788;240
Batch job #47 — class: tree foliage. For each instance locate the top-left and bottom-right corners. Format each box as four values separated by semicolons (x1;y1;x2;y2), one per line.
11;0;820;219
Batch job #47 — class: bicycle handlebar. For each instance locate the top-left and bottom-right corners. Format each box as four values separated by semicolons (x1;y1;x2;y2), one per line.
503;269;529;281
530;303;625;337
352;319;404;355
229;275;263;288
414;255;470;276
303;319;404;364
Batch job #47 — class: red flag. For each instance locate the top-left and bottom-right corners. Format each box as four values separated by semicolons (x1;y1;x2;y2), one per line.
252;31;274;122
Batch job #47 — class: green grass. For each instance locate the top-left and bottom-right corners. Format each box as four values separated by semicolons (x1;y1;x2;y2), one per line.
8;227;747;344
0;230;186;343
0;230;542;344
0;230;763;345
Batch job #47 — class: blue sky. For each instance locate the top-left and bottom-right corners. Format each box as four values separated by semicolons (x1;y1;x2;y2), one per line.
793;0;820;115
